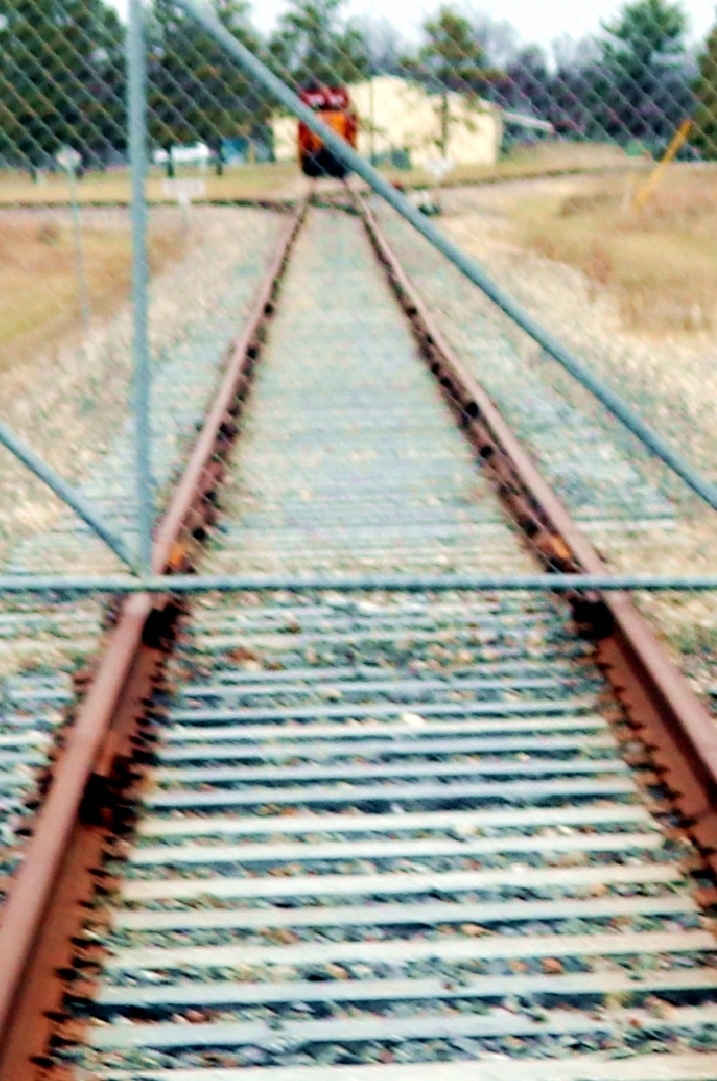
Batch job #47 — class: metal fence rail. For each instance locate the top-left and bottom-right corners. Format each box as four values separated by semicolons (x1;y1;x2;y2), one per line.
0;572;712;594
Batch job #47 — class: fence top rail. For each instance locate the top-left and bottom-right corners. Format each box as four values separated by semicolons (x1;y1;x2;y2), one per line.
0;572;715;595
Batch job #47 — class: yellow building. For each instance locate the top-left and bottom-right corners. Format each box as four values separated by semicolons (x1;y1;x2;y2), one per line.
271;75;503;169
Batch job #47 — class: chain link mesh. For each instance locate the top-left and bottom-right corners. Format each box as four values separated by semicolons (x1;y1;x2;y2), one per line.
0;0;715;693
0;0;713;356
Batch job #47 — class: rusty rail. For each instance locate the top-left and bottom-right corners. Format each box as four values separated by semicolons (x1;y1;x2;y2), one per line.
352;187;717;880
0;199;306;1081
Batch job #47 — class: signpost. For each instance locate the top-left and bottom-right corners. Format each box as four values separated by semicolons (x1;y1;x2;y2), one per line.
632;119;694;212
418;157;454;215
162;177;207;231
162;177;207;205
425;157;454;182
56;146;89;331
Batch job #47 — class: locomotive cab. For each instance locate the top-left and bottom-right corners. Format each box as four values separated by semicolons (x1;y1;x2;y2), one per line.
298;83;357;178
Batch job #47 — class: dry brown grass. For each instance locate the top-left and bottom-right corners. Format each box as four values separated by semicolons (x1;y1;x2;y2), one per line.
511;166;717;333
0;212;182;374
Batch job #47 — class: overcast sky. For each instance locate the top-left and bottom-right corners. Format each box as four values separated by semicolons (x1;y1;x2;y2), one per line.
113;0;716;51
278;0;716;49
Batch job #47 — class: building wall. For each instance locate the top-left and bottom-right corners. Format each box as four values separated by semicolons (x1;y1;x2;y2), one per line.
272;116;299;163
270;76;502;168
350;76;501;168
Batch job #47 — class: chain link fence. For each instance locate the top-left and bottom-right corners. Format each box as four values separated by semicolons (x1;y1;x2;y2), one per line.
0;1;714;339
0;0;714;372
0;0;715;693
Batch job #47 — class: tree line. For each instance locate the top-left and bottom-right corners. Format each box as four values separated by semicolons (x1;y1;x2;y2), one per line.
0;0;716;171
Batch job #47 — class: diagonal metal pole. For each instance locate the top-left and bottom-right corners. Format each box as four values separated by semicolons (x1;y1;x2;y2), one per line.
127;0;154;571
176;0;717;515
0;423;135;569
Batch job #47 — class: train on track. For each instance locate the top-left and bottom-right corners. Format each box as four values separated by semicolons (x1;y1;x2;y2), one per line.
298;82;357;178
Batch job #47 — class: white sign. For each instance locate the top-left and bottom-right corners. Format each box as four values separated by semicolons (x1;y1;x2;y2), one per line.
56;146;82;172
425;157;454;180
154;143;211;166
163;178;207;206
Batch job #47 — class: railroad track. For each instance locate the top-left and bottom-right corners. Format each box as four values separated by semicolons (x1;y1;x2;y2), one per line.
0;188;716;1080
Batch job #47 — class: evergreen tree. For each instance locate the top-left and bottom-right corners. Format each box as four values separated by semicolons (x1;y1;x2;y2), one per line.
268;0;368;89
694;23;717;159
504;47;551;116
147;0;268;175
591;0;689;141
410;7;487;93
404;6;490;155
545;38;601;136
0;0;125;168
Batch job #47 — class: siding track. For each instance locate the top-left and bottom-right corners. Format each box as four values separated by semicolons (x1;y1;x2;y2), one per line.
1;195;716;1081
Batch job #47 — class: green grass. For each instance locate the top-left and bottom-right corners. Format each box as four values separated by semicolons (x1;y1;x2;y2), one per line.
0;161;299;205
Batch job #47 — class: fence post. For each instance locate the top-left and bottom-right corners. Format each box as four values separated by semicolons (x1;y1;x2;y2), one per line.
127;0;154;571
56;147;90;331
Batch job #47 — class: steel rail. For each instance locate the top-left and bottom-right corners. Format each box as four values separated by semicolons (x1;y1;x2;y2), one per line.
353;186;717;875
0;200;306;1081
0;197;300;212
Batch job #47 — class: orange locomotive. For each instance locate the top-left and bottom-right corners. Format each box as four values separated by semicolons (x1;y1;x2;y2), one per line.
298;82;357;178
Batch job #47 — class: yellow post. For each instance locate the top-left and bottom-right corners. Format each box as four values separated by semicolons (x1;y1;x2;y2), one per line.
632;118;693;211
